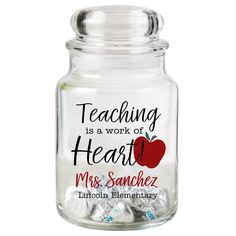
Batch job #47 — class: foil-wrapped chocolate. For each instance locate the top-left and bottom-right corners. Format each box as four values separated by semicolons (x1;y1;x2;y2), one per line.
65;190;93;218
148;188;169;216
108;202;134;223
90;203;107;222
101;186;119;207
130;188;150;212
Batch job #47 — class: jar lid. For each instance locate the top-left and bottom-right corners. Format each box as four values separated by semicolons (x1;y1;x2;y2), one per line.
67;5;168;54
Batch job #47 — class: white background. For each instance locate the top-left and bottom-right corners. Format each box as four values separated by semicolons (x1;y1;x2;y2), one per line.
0;0;235;235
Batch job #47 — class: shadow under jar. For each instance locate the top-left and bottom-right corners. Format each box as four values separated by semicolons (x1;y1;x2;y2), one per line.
56;5;178;230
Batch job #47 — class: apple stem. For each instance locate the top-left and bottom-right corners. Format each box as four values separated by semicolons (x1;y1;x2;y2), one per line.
150;135;157;142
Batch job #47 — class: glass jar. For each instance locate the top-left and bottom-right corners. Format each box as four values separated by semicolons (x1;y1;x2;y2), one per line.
56;5;178;230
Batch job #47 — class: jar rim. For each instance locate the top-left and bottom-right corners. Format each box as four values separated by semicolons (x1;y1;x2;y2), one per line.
66;37;169;55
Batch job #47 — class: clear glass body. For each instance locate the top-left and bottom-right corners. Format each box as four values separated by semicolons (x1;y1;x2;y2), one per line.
56;6;178;230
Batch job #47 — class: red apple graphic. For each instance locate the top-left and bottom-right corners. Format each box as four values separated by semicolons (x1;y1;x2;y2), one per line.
133;132;166;168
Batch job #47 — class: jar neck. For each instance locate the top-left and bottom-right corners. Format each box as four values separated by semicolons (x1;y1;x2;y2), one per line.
69;52;166;76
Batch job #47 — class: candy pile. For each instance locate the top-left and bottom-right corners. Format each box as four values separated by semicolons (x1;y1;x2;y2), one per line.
65;184;168;223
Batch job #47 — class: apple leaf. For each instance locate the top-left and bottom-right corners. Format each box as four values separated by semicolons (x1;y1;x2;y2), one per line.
151;135;157;142
145;132;150;141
